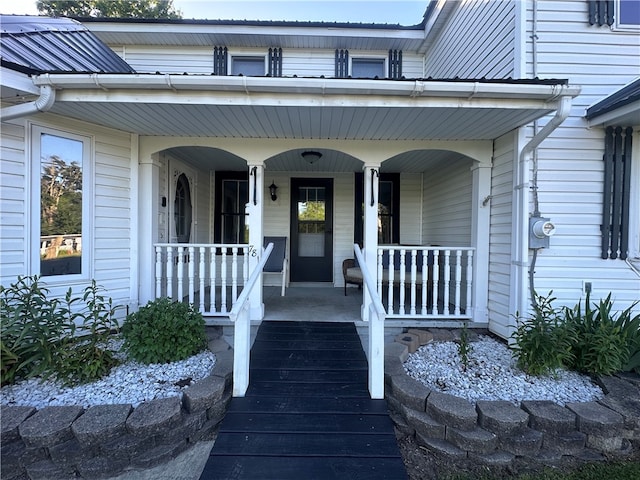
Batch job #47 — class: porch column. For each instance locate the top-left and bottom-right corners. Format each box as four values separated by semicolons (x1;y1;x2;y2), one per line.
246;162;265;320
470;161;491;323
138;154;160;306
361;164;380;320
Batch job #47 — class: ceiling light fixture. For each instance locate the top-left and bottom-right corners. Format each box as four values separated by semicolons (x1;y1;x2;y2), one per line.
301;151;323;164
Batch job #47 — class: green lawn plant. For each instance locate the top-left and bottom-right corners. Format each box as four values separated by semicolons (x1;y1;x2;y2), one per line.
510;292;576;376
122;297;206;364
0;275;120;386
458;322;472;372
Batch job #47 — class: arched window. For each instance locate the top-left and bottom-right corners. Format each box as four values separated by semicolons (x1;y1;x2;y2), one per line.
174;173;192;243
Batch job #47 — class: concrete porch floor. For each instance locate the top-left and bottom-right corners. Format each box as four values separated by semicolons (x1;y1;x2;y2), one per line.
263;284;363;322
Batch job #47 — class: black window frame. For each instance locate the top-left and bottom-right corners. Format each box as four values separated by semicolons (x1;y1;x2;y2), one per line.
354;172;400;246
214;171;249;244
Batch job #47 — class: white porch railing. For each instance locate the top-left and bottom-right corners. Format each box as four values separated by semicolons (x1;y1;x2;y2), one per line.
154;243;250;315
354;244;386;400
376;246;474;320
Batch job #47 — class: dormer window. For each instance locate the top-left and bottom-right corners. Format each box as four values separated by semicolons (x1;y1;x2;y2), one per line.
231;56;266;76
351;57;385;78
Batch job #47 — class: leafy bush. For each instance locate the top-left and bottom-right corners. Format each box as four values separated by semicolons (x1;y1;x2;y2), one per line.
510;293;576;376
565;293;639;375
0;276;120;386
122;297;206;364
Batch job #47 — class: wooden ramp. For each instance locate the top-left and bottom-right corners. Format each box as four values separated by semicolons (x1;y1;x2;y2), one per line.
200;321;407;480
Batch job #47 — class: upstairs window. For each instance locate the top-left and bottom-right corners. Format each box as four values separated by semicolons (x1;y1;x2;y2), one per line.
618;0;640;28
231;56;265;76
351;58;385;78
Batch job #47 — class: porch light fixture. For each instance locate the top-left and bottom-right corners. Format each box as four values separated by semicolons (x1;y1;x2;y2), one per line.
269;181;278;201
301;150;322;164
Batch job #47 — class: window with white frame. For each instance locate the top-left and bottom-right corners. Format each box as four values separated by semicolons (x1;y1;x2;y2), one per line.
617;0;640;29
31;126;91;278
231;56;266;76
351;57;385;78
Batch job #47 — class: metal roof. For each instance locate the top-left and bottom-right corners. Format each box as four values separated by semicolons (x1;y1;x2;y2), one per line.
0;15;135;74
586;78;640;123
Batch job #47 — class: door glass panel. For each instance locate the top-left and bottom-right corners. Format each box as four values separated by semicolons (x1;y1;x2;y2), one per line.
297;187;325;257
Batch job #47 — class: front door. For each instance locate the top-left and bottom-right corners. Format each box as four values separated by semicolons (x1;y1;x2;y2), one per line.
290;178;333;282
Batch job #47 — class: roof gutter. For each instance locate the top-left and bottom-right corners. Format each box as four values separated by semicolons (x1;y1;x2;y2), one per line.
1;85;56;121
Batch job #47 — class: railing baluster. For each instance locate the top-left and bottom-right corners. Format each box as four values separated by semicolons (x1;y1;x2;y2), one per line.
377;249;384;298
443;250;451;315
243;246;249;284
231;247;238;303
432;249;439;315
421;249;428;315
220;248;228;313
387;250;395;314
454;250;462;315
409;249;417;316
167;246;174;300
199;247;206;313
188;246;195;304
209;246;217;313
466;250;473;314
177;246;184;302
155;246;163;298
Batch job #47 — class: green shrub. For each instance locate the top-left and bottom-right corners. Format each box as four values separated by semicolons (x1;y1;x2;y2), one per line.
0;276;120;386
457;322;472;372
510;292;576;376
122;298;206;364
565;294;639;375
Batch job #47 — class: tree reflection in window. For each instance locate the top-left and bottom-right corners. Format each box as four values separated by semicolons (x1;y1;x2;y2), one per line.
40;134;83;276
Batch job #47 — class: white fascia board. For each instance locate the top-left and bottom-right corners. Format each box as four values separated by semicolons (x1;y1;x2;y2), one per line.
586;100;640;128
33;73;580;103
1;67;39;95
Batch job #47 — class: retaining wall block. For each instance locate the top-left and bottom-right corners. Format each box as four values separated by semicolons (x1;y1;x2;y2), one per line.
156;411;207;446
126;396;182;437
543;430;586;455
389;409;414;437
415;433;467;458
521;401;576;435
395;333;420;353
384;355;406;387
402;404;445;439
18;406;83;448
48;437;98;469
407;328;434;345
207;389;232;423
130;440;188;470
597;375;640;398
566;401;624;437
1;406;35;444
427;391;477;431
597;396;640;436
1;440;27;479
390;372;431;412
499;427;543;456
99;433;155;462
24;459;75;480
71;403;132;446
183;374;226;413
212;349;233;385
76;455;129;480
385;341;409;363
190;415;222;443
446;425;497;453
476;400;529;436
469;451;515;467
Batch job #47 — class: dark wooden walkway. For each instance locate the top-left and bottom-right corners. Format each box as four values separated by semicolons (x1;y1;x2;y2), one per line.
200;321;407;480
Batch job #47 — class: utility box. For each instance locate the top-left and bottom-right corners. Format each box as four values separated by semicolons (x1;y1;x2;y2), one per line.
529;216;556;249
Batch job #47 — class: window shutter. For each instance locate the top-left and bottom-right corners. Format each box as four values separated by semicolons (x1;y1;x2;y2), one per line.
388;49;402;79
601;126;633;260
587;0;614;26
213;46;228;75
268;47;282;77
335;49;349;78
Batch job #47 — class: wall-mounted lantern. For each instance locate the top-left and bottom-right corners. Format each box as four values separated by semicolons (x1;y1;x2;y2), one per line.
269;181;278;201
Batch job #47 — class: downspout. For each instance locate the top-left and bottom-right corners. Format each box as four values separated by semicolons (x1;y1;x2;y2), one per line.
516;93;573;318
1;85;56;121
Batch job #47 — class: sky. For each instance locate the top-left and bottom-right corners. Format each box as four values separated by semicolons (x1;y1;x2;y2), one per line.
0;0;429;25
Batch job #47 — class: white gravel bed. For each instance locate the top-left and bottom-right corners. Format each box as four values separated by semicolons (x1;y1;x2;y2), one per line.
403;335;604;406
1;343;216;409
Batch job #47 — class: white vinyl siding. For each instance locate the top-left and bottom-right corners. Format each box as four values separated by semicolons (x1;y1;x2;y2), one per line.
425;0;516;79
487;132;517;339
0;116;135;310
422;159;473;246
398;172;422;245
0;122;28;281
112;45;424;79
523;2;640;312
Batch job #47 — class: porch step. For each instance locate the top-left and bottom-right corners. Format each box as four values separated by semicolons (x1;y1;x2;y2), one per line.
200;320;407;480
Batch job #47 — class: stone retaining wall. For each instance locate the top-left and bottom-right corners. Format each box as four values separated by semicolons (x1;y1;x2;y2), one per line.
385;340;640;467
1;348;233;480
